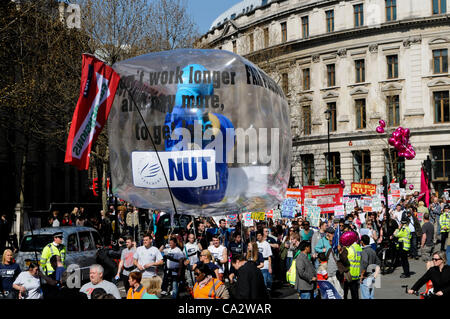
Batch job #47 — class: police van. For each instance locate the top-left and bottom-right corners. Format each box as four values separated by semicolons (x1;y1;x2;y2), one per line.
15;226;103;282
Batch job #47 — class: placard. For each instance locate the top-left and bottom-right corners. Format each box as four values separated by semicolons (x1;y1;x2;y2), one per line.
334;205;345;217
304;206;321;227
302;185;343;214
272;208;281;220
251;212;266;221
281;198;297;218
266;210;274;219
351;182;377;196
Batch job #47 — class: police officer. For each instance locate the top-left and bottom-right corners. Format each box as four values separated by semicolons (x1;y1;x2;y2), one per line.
394;218;411;278
40;232;66;276
439;205;450;252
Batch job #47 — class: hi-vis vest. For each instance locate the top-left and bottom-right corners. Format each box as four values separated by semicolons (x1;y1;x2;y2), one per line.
286;250;301;285
127;285;145;299
193;278;224;299
395;226;411;251
347;243;362;281
40;242;66;275
440;212;450;233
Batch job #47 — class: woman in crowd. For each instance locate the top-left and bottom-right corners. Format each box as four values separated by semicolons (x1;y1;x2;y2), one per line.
0;249;21;298
12;263;43;299
142;275;162;299
246;241;264;269
192;264;229;299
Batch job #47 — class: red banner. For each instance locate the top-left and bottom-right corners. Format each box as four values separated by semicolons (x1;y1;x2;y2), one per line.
301;185;343;214
64;54;120;170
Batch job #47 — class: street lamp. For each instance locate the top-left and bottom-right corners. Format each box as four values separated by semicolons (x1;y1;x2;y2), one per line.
324;109;331;182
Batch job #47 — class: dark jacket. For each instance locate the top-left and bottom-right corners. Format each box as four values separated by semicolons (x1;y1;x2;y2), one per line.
411;265;450;297
295;252;316;291
232;261;268;299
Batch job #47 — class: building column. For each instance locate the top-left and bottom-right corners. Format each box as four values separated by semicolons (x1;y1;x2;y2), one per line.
370;149;385;186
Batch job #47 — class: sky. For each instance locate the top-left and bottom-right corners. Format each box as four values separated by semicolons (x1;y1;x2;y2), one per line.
186;0;243;34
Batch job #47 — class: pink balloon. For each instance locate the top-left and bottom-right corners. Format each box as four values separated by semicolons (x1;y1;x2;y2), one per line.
340;180;345;188
392;131;401;139
402;178;408;185
398;151;407;157
379;120;386;128
404;128;410;137
388;137;396;146
376;126;385;134
394;140;403;149
409;185;414;190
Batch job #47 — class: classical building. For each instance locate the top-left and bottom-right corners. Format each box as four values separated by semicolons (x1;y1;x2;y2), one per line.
199;0;450;194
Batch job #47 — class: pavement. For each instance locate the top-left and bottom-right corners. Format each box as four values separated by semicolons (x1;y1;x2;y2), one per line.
116;257;429;299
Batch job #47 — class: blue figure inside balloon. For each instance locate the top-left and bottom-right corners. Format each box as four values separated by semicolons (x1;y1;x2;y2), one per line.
164;64;235;205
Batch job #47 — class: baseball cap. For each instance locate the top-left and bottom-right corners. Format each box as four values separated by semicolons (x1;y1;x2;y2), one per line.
325;227;335;234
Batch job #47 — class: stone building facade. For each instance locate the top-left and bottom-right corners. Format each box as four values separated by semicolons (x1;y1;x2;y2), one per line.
199;0;450;194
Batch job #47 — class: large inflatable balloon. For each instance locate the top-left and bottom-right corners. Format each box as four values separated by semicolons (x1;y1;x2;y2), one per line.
108;49;292;216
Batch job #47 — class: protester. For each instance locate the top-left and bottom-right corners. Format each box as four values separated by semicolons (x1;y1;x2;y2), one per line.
134;233;163;290
208;235;228;282
142;275;162;299
12;263;43;299
295;240;316;299
0;249;21;299
339;231;362;300
115;237;136;292
246;241;264;269
126;272;146;299
192;249;220;279
230;254;268;299
79;264;121;299
359;235;381;299
256;230;273;292
421;213;435;262
161;236;185;298
192;264;229;299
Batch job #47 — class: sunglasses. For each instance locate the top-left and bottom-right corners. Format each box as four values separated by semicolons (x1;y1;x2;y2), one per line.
432;258;442;261
55;236;63;239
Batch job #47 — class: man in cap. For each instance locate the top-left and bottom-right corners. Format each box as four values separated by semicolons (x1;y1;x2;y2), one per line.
40;232;66;276
394;218;411;278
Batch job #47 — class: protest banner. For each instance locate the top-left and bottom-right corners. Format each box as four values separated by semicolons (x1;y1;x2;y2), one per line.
227;214;238;226
286;188;302;205
351;183;377;196
266;210;274;219
243;213;254;227
302;185;343;215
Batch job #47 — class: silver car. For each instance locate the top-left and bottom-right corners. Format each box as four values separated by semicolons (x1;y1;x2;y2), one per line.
15;226;103;282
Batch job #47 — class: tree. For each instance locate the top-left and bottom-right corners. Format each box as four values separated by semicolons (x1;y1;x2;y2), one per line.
0;0;90;236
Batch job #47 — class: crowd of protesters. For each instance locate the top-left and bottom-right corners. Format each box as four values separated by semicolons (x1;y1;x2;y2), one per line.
1;190;450;299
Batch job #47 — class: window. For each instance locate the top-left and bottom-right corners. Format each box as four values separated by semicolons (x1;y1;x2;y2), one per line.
387;55;398;79
386;0;397;21
303;105;311;135
302;16;309;38
79;231;94;251
302;154;315;186
384;149;405;186
354;4;364;27
353;150;371;183
327;102;337;131
433;0;447;14
434;91;450;123
433;49;448;74
327;64;335;87
232;40;237;54
355;99;366;129
249;33;254;52
431;146;450;180
282;73;289;94
326;10;334;33
67;234;79;252
355;59;365;83
264;28;269;47
281;22;287;43
325;152;341;180
303;68;310;90
387;95;400;126
91;231;103;247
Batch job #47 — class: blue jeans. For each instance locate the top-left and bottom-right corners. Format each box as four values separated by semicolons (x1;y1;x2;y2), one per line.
446;246;450;266
171;279;179;299
360;278;374;299
261;269;272;290
298;290;313;299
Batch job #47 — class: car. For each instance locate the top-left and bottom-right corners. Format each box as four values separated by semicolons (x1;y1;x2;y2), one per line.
14;226;103;283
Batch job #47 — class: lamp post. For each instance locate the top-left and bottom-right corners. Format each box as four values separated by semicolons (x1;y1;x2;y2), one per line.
324;109;331;182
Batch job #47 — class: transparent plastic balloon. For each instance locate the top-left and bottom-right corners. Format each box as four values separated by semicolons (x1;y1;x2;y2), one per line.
108;49;291;216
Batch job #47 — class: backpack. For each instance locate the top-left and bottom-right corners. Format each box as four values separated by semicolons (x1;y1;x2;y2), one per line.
286;250;302;285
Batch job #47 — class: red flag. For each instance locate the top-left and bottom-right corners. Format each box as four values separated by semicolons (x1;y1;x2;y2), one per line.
420;167;430;207
65;54;120;170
